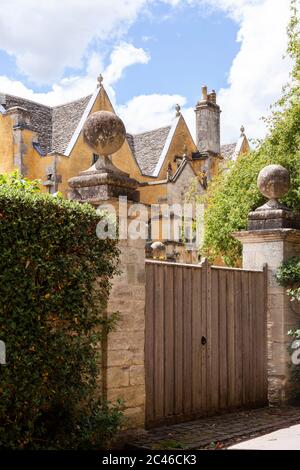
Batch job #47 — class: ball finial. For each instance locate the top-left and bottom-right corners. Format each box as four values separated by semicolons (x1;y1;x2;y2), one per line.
83;110;126;156
257;164;290;210
97;74;103;88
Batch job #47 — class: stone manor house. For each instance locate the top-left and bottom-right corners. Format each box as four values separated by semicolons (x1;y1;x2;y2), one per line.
0;79;249;199
0;79;249;260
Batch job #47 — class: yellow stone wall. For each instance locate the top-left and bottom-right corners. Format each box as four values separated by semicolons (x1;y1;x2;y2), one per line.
0;114;14;174
22;129;54;188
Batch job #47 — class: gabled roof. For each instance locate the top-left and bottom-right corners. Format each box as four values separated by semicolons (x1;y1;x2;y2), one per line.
221;143;237;160
127;126;171;176
127;114;187;178
0;88;198;180
0;92;92;154
221;132;250;162
170;157;196;182
52;95;91;154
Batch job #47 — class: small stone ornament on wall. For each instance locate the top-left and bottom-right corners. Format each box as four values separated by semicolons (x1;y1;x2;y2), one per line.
0;340;6;365
151;241;166;260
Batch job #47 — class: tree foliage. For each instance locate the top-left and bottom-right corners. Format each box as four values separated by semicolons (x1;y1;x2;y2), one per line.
0;182;121;449
202;0;300;266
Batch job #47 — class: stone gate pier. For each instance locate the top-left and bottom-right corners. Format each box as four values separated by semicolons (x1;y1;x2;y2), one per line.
68;110;146;429
234;164;300;404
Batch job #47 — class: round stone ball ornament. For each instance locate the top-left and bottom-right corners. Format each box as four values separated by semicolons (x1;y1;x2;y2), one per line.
83;110;126;156
257;164;290;210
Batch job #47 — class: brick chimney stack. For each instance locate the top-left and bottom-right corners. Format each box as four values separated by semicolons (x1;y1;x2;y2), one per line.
195;85;221;155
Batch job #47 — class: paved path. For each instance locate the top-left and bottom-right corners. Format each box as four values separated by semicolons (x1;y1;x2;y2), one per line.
229;423;300;450
130;407;300;450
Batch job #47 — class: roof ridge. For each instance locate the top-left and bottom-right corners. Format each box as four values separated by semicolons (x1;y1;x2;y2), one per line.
221;142;237;147
2;93;52;110
1;92;92;111
53;94;92;109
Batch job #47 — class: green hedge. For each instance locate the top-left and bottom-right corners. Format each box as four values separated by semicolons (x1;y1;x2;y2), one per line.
0;185;121;449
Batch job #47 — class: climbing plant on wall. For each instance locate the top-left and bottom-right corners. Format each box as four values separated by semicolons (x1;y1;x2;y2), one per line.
202;0;300;266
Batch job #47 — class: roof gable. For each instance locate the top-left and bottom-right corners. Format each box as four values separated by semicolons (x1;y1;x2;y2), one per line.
0;92;93;155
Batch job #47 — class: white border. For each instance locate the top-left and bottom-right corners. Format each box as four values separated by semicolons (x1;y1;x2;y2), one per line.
151;115;180;177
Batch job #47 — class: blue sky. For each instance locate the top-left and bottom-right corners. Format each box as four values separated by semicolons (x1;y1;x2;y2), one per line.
114;4;239;106
0;0;293;143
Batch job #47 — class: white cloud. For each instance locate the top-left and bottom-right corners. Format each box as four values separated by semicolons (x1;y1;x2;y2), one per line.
0;0;295;145
104;43;150;85
116;0;295;143
192;0;293;143
0;42;149;107
117;93;187;133
0;0;148;84
119;0;293;143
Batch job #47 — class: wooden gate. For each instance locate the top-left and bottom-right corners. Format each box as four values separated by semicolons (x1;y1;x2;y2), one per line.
145;259;268;428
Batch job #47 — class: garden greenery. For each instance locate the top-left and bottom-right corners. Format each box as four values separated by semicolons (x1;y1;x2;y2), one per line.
201;1;300;266
276;257;300;302
288;329;300;402
276;257;300;287
0;180;122;449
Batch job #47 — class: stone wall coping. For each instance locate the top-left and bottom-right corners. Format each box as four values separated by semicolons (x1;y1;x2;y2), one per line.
233;228;300;244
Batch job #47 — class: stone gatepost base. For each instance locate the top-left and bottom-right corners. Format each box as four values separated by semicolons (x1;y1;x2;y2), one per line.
104;235;146;428
234;229;300;404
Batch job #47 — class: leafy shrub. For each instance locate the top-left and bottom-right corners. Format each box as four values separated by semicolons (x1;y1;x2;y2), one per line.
287;329;300;402
0;184;121;449
276;257;300;287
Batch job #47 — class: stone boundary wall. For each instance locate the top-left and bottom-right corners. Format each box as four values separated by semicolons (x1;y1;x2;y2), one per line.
104;236;146;428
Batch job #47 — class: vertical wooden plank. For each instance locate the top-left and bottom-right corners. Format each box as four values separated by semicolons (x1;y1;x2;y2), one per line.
183;267;192;414
248;271;254;404
250;272;257;404
145;263;154;424
234;270;243;407
241;271;250;406
210;268;219;412
219;269;227;409
192;267;202;412
174;265;184;415
258;272;264;403
164;265;175;416
263;264;268;402
200;260;208;412
227;269;235;407
257;266;268;404
154;264;165;419
206;262;213;412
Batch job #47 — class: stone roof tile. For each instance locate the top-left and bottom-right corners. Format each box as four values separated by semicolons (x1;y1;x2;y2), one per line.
127;126;171;176
51;95;91;154
221;143;237;160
